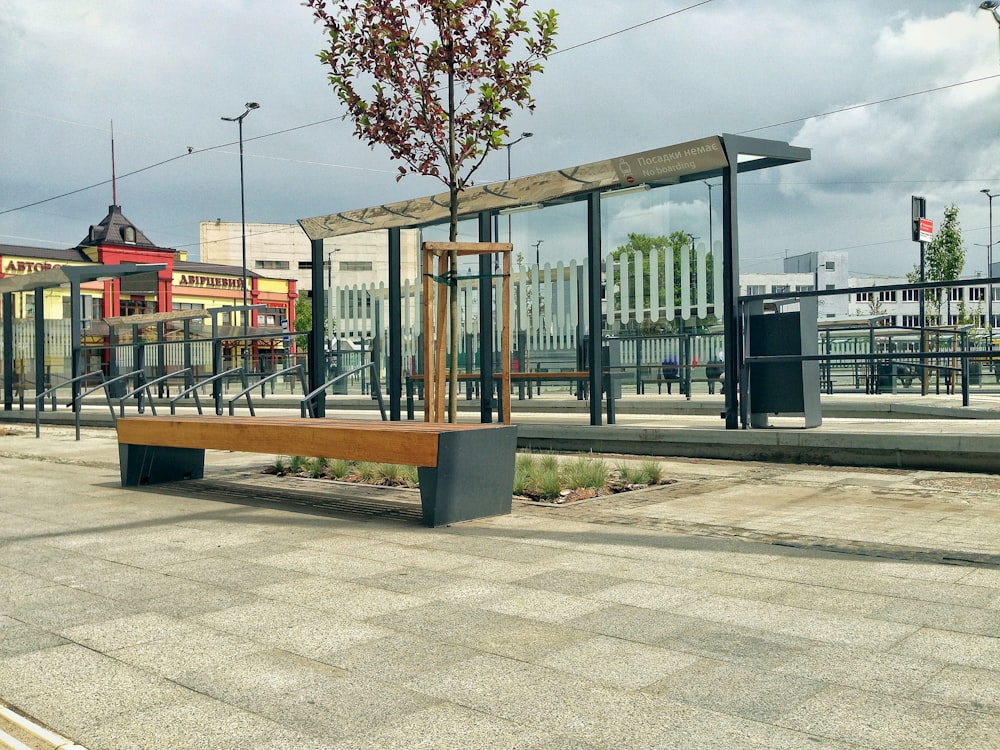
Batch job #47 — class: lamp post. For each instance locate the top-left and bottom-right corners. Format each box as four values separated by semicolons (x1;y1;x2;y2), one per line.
983;188;996;342
533;239;543;268
221;101;259;369
326;247;341;350
704;181;719;254
983;1;1000;61
504;131;534;242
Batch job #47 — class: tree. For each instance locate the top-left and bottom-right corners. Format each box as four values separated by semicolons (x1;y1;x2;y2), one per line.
306;0;558;421
294;294;313;351
610;232;717;333
908;204;966;325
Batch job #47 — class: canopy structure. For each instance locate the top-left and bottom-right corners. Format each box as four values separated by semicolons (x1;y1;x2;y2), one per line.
2;263;166;409
299;134;811;428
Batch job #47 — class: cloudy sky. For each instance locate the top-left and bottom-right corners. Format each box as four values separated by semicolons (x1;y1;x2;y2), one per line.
1;0;998;278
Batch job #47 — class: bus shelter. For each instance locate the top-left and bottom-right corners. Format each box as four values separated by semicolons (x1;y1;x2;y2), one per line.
299;134;810;428
1;263;166;410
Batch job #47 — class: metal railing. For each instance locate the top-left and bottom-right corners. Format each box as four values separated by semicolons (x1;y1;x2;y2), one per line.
34;370;106;438
116;368;193;418
301;360;386;420
170;368;247;415
228;365;308;416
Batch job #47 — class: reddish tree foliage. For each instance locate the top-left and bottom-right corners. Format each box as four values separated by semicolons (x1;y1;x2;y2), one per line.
305;0;556;230
305;0;557;420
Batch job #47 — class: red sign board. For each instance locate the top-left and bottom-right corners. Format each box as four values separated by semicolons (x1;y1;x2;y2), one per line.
918;218;934;242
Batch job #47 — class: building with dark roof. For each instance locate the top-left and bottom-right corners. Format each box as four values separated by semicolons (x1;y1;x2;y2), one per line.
1;205;297;368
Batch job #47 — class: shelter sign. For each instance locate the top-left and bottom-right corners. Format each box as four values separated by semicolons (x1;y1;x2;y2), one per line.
613;136;728;187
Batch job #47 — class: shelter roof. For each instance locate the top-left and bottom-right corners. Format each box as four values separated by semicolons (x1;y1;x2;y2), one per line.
299;134;810;240
0;263;167;294
0;244;91;263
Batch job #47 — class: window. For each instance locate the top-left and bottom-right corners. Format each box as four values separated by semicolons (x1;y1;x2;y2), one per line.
825;284;836;291
771;284;790;294
950;288;964;301
745;285;766;296
172;302;205;311
855;292;872;302
298;261;312;270
340;261;373;272
825;261;836;271
878;291;897;302
902;315;921;327
255;260;289;270
123;226;136;243
795;285;814;292
120;298;155;317
902;289;920;302
970;287;986;302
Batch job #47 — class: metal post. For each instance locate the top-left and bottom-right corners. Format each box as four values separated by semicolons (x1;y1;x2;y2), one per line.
308;238;326;417
477;212;496;421
721;166;740;428
388;227;402;421
221;103;259;372
983;189;995;345
2;293;12;411
586;192;603;426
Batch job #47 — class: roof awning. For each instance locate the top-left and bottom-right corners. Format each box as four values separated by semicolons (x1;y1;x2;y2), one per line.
0;263;167;294
298;134;811;240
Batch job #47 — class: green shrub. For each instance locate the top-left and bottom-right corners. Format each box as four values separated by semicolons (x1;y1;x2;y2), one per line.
561;455;608;491
354;461;380;484
309;457;329;479
328;458;352;479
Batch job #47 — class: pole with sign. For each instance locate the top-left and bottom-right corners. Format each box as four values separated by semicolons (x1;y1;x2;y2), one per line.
912;196;930;394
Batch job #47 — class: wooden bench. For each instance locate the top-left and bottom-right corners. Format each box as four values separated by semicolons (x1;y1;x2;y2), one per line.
116;416;518;527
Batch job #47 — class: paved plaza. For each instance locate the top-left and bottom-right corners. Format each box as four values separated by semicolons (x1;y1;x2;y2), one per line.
1;420;999;749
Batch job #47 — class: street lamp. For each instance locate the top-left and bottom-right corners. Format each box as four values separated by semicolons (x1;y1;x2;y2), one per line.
221;101;259;369
533;239;543;268
983;1;1000;61
704;181;719;253
983;188;996;340
326;247;341;350
504;131;534;242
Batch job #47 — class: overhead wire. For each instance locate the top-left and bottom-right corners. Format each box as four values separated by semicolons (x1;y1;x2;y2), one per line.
2;1;996;227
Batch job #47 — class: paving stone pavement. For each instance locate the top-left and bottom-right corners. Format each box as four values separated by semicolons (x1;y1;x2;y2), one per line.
1;423;999;749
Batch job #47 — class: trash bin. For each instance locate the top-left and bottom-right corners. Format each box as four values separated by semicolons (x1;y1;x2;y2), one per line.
969;361;982;386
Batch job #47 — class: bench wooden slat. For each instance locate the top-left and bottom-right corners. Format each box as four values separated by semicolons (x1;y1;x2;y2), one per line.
117;416;456;467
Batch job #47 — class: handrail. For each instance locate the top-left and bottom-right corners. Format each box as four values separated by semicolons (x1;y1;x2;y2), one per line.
301;361;387;420
228;364;307;416
71;370;143;441
170;368;246;415
34;370;105;438
117;368;193;418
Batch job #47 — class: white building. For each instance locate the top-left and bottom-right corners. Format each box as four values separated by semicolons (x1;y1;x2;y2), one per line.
741;251;995;330
199;221;421;297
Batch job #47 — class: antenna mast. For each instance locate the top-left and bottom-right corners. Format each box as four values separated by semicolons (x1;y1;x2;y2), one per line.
111;120;117;206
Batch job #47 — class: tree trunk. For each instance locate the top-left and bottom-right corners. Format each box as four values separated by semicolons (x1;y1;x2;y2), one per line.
447;45;459;424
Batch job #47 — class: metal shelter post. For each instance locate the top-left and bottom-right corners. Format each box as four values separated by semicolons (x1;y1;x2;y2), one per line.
478;212;496;423
586;191;603;426
2;293;12;410
721;165;740;429
388;227;403;421
34;288;45;406
309;238;326;417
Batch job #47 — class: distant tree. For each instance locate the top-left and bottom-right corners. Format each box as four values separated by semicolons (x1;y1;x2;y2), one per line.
610;232;716;333
294;294;313;351
908;204;966;325
305;0;557;421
